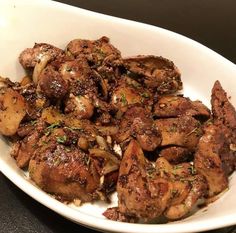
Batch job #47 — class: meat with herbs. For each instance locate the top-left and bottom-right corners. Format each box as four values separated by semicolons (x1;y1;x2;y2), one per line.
116;140;172;221
123;55;182;94
159;146;192;164
154;95;210;120
155;115;203;151
115;105;161;151
0;36;235;224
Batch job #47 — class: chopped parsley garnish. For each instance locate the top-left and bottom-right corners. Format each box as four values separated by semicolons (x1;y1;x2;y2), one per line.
56;135;67;144
30;120;37;126
171;189;178;197
64;126;83;132
173;165;183;170
44;122;61;136
188;165;196;175
47;122;61;130
140;92;150;98
169;124;177;132
121;93;127;106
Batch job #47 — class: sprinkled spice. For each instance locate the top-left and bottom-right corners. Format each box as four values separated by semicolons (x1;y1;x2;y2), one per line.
56;135;67;144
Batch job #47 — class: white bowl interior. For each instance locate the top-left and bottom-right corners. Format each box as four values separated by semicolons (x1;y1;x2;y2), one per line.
0;1;236;232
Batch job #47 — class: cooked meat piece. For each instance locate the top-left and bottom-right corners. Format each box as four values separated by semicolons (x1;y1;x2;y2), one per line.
41;106;65;125
19;83;49;120
194;124;228;197
111;85;142;111
66;36;121;66
101;170;119;195
117;140;172;221
17;122;35;138
155;116;202;151
156;157;193;180
60;59;91;82
164;175;207;220
211;80;236;173
0;88;26;136
115;106;161;151
19;43;64;69
103;207;138;223
11;121;46;168
156;157;207;220
38;65;68;99
154;95;210;120
111;78;153;112
159;146;192;164
211;80;236;130
131;116;161;152
93;98;116;125
29;128;101;202
123;55;182;94
59;59;101;98
64;94;94;119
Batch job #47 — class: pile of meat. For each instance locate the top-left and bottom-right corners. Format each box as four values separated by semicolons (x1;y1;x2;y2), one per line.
0;36;235;223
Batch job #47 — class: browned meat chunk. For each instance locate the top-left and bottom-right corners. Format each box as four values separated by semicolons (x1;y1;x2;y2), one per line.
64;94;94;119
194;124;228;197
11;121;46;168
111;78;153;112
123;55;182;94
211;80;236;130
165;174;207;220
0;88;26;136
159;146;191;164
29;128;101;202
155;116;202;151
38;65;68;99
117;140;172;221
19;43;64;69
111;84;143;111
156;157;207;220
154;95;210;119
59;59;98;97
115;106;161;151
211;80;236;174
60;59;91;82
66;36;121;66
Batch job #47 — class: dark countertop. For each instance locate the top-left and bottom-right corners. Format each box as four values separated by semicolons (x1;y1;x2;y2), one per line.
0;0;236;233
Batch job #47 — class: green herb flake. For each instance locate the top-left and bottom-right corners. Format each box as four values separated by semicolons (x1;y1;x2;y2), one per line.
56;135;67;144
47;122;61;130
140;92;150;98
186;127;202;137
188;165;196;175
45;122;61;136
30;120;37;126
146;165;156;178
173;165;183;170
120;93;127;106
53;157;61;167
32;144;37;149
65;147;71;152
64;126;83;132
85;156;91;166
169;124;177;133
171;189;178;198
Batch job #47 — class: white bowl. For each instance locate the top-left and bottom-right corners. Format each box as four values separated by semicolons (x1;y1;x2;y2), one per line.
0;0;236;232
